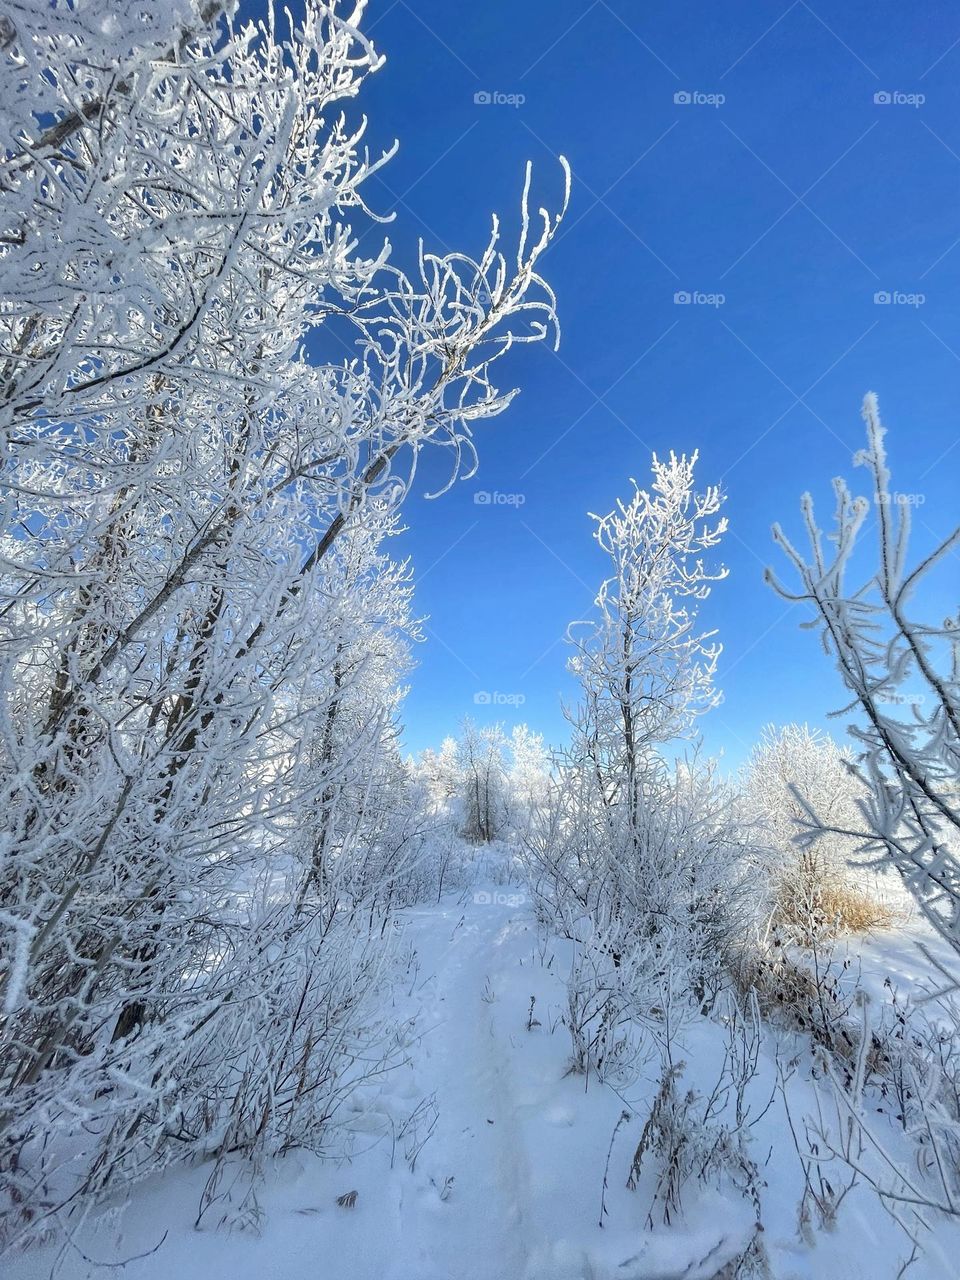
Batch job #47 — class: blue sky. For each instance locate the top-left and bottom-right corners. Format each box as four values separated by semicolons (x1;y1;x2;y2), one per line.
340;0;960;766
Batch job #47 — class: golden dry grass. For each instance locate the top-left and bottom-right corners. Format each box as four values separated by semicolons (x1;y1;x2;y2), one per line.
773;875;898;942
816;881;898;933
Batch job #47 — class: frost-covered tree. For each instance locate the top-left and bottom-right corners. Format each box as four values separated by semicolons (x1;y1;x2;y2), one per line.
503;723;551;840
414;737;461;819
526;452;737;1075
768;394;960;956
0;0;567;1239
456;719;509;844
740;724;888;941
411;722;549;846
566;452;728;833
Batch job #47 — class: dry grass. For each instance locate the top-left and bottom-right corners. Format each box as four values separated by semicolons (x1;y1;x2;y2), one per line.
733;945;863;1065
816;881;898;933
730;875;913;1112
773;874;898;943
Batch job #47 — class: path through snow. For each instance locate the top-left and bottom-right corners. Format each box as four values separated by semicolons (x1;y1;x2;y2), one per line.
382;895;535;1279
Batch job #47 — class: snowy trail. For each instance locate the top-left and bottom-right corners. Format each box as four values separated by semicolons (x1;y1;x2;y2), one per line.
383;895;535;1280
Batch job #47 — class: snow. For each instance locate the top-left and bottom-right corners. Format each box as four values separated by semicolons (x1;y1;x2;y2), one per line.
7;876;958;1280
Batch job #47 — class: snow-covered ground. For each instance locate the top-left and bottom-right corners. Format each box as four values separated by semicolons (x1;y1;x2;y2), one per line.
7;883;958;1280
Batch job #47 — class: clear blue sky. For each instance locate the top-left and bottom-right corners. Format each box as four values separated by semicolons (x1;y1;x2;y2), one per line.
332;1;960;766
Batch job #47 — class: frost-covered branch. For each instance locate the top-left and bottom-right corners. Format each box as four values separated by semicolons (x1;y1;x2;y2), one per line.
768;393;960;955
